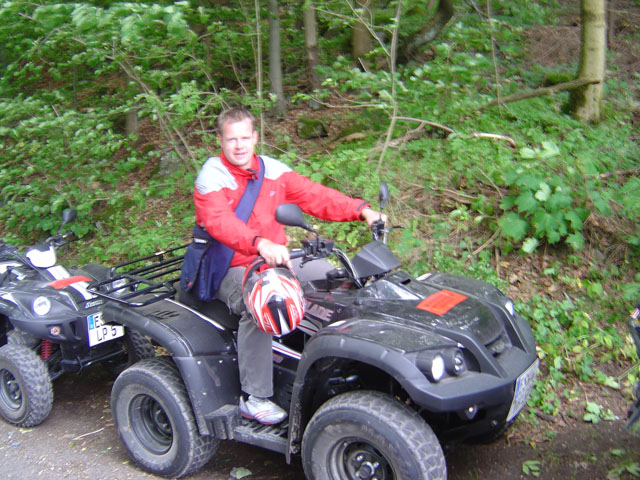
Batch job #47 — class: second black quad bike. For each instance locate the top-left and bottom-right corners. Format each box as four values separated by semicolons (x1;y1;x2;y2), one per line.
0;209;155;427
91;184;539;480
626;303;640;430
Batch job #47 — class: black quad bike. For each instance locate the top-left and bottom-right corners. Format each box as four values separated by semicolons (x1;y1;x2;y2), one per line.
90;185;538;480
0;209;155;427
626;303;640;430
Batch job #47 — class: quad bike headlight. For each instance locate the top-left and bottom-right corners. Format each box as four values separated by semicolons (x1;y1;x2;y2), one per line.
417;351;445;382
33;296;52;316
445;348;466;376
504;299;515;316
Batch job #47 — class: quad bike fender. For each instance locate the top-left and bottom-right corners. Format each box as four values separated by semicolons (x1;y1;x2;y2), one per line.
101;299;240;436
0;301;22;325
287;319;534;450
293;328;516;411
0;311;12;344
0;298;87;345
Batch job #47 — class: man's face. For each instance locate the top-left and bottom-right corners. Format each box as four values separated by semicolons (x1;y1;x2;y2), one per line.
218;118;258;170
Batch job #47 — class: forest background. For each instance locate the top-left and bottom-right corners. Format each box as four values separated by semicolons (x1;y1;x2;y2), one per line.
0;0;639;476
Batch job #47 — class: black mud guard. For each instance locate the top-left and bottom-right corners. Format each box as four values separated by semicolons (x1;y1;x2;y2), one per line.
102;298;240;436
286;321;533;457
0;302;21;325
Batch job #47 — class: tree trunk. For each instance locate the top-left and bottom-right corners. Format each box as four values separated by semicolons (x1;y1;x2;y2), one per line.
125;109;139;135
268;0;286;116
352;0;373;67
568;0;606;123
303;1;321;91
405;0;454;57
607;0;615;47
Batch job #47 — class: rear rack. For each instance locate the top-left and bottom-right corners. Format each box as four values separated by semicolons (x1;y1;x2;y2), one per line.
87;244;188;307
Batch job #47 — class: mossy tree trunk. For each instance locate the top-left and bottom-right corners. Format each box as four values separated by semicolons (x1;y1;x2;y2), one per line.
405;0;454;57
303;1;321;91
568;0;606;123
268;0;286;117
352;0;373;67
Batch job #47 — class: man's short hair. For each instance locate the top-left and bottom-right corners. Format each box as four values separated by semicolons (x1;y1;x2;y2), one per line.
216;107;256;134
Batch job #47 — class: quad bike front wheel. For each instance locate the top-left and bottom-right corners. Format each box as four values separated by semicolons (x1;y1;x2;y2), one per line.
0;344;53;427
302;390;446;480
111;356;219;478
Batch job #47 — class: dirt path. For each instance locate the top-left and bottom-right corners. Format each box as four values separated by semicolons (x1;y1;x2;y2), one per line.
1;367;639;479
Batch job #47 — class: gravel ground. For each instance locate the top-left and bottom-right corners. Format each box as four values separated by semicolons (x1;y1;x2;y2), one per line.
1;365;639;480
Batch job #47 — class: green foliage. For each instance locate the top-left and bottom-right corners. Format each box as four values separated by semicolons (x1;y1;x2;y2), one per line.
521;293;627;414
497;140;591;251
0;0;639;438
0;96;136;239
608;449;640;479
583;401;617;424
522;459;541;478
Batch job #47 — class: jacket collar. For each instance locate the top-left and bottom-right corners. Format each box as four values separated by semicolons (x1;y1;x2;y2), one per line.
220;151;259;179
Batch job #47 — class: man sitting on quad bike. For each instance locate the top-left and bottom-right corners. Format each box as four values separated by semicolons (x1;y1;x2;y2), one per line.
179;106;385;425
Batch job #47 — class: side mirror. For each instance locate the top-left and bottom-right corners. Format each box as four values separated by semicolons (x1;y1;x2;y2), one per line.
379;182;389;210
61;208;77;226
275;204;316;233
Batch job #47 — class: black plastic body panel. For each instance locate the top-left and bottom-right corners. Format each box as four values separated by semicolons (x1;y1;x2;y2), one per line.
101;298;240;435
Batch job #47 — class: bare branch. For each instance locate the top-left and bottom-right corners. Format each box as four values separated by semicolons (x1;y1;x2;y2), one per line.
376;1;404;172
486;78;601;107
471;132;517;149
393;116;456;135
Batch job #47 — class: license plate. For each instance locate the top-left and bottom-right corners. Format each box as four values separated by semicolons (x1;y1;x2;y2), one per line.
87;313;125;347
507;358;539;422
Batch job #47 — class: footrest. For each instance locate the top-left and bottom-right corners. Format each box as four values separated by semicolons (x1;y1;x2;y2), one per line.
207;404;289;454
233;418;289;454
206;404;239;439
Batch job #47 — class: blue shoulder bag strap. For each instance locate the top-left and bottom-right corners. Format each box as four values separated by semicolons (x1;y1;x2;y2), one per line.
189;156;265;300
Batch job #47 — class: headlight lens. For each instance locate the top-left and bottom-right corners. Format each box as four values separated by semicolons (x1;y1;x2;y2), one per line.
417;351;445;382
33;296;52;316
504;299;514;316
445;348;466;376
431;354;445;381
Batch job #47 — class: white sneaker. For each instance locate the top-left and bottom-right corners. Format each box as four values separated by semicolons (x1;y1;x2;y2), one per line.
239;395;287;425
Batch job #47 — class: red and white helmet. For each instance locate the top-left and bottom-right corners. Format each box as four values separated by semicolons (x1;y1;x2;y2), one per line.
243;266;304;336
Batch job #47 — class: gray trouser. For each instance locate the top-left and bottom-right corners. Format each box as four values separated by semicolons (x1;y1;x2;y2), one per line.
214;259;333;399
214;266;274;398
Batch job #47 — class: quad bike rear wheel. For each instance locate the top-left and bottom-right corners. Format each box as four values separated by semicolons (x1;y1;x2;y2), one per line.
302;390;446;480
111;356;218;478
0;343;53;427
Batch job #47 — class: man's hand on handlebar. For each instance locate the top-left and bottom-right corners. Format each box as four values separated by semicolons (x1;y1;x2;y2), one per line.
257;207;386;268
361;207;387;227
257;238;292;269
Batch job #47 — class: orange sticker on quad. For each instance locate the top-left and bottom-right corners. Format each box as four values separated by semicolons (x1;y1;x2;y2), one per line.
48;276;92;289
417;289;467;315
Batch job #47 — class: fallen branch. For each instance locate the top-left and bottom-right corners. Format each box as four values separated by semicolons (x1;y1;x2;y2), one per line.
471;132;517;149
478;168;505;198
599;167;640;179
393;116;456;136
472;228;500;255
486;78;601;107
534;410;556;423
373;124;428;151
438;187;475;205
73;427;104;441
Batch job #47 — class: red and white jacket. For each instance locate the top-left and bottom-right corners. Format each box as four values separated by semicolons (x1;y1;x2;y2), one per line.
194;152;370;268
